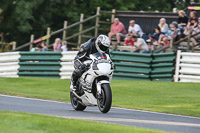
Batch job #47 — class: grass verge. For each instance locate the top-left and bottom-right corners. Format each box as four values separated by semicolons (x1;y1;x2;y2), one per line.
0;111;172;133
0;77;200;117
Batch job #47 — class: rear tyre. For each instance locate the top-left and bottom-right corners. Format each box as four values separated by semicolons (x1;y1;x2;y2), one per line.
97;83;112;113
70;91;86;111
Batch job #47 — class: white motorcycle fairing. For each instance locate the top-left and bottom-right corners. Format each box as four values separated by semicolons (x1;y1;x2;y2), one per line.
75;52;113;106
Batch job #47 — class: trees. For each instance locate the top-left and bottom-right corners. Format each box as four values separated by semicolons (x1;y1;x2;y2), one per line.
0;0;190;48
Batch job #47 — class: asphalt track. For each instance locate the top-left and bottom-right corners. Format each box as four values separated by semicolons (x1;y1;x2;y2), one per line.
0;94;200;133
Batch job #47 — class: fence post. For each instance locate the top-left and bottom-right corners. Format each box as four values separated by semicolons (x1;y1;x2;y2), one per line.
174;50;181;82
29;34;34;51
62;21;68;40
46;27;51;46
12;41;16;50
187;30;191;52
111;9;116;23
169;38;173;51
78;14;84;48
192;42;195;52
95;7;100;37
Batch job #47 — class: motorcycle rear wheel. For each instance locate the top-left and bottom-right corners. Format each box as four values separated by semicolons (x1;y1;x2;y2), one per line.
97;83;112;113
70;91;86;111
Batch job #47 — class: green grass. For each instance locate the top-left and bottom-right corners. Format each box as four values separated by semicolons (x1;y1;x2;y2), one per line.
0;77;200;117
0;77;69;101
0;111;172;133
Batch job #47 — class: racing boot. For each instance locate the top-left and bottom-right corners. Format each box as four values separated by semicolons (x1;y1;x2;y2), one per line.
70;80;77;91
70;75;78;91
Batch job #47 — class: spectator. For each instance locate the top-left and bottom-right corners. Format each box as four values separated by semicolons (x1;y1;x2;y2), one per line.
166;23;173;36
168;21;180;40
128;20;144;37
61;41;68;52
162;21;180;47
53;38;61;52
31;44;42;52
108;18;126;45
178;10;188;33
158;18;168;34
147;35;158;47
132;35;148;53
192;17;200;33
41;41;48;51
153;26;165;43
124;34;134;46
187;11;198;28
190;17;200;47
191;36;200;47
142;44;153;53
147;35;162;50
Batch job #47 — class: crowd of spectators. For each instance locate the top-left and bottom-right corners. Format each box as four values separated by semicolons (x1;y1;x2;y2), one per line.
31;38;68;52
108;10;200;53
31;10;200;53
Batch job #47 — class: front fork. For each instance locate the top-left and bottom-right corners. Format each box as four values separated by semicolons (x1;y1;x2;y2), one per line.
96;80;110;95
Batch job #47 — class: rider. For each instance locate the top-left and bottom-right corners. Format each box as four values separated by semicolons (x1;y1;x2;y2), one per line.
70;35;111;91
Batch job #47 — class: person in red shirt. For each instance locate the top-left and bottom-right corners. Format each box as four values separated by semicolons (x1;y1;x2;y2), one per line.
124;34;134;46
108;18;126;45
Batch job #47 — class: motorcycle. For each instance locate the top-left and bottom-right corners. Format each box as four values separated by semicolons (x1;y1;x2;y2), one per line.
70;52;114;113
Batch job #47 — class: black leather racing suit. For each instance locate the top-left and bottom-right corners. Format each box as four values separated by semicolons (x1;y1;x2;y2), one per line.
71;38;109;87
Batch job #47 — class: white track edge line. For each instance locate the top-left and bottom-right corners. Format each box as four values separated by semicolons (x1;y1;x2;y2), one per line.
1;94;200;120
112;107;200;120
0;94;68;104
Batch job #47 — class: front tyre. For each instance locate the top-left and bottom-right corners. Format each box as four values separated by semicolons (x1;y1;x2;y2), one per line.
70;91;86;111
97;83;112;113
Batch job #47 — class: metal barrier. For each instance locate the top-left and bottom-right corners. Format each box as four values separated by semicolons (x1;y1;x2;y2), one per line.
0;52;20;77
60;51;77;79
151;52;176;81
0;51;77;79
111;51;151;80
3;51;196;83
174;50;200;83
111;51;176;81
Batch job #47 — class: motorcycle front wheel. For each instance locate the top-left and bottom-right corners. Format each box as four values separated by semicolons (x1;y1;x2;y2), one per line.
70;91;86;111
97;83;112;113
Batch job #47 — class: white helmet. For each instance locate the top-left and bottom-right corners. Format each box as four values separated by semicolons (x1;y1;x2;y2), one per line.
95;35;110;53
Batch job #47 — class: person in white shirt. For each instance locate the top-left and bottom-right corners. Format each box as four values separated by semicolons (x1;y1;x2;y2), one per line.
61;41;68;52
132;35;148;53
128;20;144;37
158;18;168;34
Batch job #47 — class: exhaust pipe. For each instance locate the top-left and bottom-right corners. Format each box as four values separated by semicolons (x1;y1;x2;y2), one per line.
71;91;82;100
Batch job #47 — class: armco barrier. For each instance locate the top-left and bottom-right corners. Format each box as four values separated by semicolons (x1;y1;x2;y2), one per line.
151;52;176;81
0;52;20;77
2;50;200;83
174;50;200;83
110;51;151;81
19;52;62;78
0;51;77;79
60;51;77;79
0;51;176;81
110;51;176;81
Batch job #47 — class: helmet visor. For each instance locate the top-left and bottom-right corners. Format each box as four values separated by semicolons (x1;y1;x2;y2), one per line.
98;42;108;52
